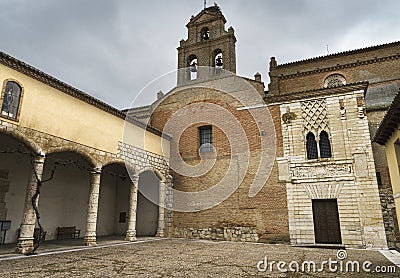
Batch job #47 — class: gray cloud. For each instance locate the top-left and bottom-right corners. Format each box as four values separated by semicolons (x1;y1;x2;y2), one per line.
0;0;399;108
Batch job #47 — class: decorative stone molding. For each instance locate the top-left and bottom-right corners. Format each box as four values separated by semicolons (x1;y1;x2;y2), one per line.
303;183;343;199
292;162;353;179
301;99;329;134
276;53;400;80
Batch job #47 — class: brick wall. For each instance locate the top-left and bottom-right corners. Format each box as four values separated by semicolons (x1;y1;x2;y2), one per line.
151;82;289;242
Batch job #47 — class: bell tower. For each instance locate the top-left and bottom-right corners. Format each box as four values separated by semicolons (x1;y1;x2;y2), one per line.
177;4;237;84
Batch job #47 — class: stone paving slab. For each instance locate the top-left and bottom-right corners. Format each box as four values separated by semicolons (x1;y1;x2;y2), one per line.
0;239;398;277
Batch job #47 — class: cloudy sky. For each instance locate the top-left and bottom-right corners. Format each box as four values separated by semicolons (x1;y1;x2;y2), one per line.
0;0;399;108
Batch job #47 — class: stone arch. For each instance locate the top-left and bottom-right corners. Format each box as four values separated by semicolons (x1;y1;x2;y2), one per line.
44;146;98;168
323;73;347;88
306;131;318;160
0;126;43;155
98;160;134;237
187;54;198;81
211;48;223;68
136;168;163;237
101;159;139;176
200;27;210;41
139;166;165;182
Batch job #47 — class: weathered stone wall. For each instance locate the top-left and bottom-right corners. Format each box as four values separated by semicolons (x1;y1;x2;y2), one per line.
173;226;259;242
380;189;400;249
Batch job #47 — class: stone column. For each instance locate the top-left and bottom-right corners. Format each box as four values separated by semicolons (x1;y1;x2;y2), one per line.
84;167;102;246
16;155;45;254
125;175;139;241
165;175;174;238
156;180;166;237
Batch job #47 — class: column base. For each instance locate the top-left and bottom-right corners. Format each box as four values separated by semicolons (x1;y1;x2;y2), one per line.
156;229;164;238
125;230;137;242
16;238;34;254
84;236;97;247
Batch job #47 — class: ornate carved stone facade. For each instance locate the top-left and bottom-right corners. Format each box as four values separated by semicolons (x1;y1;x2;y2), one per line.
275;87;387;248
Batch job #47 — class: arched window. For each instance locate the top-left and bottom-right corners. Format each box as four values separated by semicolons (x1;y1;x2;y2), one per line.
1;81;22;120
212;49;223;74
187;55;198;81
306;132;318;159
324;74;346;88
319;131;332;158
201;27;210;41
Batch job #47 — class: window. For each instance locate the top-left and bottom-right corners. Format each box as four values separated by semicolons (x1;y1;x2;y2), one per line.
324;74;346;88
319;131;332;158
187;55;198;81
376;172;382;188
199;125;213;153
306;132;318;159
201;27;210;40
1;81;22;120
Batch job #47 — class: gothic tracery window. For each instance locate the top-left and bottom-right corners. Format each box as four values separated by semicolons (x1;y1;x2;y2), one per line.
306;132;318;159
319;131;332;158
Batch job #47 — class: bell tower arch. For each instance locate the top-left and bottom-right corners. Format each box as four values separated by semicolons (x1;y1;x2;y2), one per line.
177;4;237;84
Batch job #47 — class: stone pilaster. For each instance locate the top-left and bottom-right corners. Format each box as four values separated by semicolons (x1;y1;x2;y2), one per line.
16;155;45;254
156;180;166;237
125;175;139;241
84;167;102;246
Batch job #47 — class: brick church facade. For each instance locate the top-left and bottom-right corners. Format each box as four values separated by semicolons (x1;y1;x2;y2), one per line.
0;4;399;253
139;5;400;249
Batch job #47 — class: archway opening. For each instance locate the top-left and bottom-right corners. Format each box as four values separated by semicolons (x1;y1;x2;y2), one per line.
97;163;130;237
187;55;198;81
39;151;92;240
137;170;160;237
212;49;223;74
0;133;33;244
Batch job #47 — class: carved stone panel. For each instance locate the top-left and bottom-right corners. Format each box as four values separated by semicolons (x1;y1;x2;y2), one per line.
293;163;352;179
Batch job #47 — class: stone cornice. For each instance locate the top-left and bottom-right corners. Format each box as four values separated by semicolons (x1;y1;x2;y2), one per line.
0;51;170;140
264;82;368;104
276;40;400;68
277;54;400;80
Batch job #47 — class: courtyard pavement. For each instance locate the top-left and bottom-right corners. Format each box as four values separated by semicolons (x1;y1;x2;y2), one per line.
0;238;399;277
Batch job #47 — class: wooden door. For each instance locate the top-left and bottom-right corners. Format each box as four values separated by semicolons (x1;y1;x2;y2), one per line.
312;199;342;244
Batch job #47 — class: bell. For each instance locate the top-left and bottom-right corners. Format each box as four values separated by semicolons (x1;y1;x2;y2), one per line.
216;57;223;67
190;62;197;72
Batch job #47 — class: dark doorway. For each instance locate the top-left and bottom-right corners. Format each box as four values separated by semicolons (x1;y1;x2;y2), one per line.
137;171;159;236
312;199;342;244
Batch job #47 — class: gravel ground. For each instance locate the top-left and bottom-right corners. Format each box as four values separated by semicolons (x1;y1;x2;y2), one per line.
0;238;398;277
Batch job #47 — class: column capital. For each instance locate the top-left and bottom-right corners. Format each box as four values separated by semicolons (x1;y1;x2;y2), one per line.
91;167;102;175
131;174;139;184
33;154;46;164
